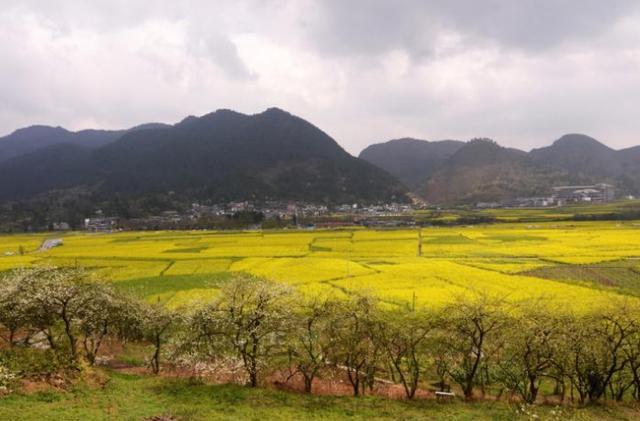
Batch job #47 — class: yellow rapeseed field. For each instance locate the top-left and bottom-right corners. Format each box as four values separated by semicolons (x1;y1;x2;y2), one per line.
1;220;639;311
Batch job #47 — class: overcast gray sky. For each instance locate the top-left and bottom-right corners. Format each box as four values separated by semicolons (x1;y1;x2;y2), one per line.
1;0;639;154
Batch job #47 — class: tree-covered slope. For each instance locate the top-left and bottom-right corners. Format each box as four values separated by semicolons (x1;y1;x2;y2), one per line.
359;138;463;190
362;134;640;204
0;108;407;204
0;123;169;163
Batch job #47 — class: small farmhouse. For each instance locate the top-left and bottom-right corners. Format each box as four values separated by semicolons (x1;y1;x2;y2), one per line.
84;217;118;233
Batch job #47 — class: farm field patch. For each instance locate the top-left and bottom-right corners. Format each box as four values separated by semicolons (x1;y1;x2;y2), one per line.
1;220;639;310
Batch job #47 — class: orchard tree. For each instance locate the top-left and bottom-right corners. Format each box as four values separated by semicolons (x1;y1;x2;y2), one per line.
439;292;508;400
376;308;433;399
566;304;637;403
0;266;143;366
494;304;565;403
138;302;179;374
0;269;33;346
327;295;381;397
79;285;136;365
625;316;640;401
186;276;294;387
286;297;336;393
19;266;94;361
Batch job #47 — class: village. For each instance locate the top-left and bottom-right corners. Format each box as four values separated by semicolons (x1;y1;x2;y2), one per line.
74;183;625;233
475;183;619;209
81;201;417;232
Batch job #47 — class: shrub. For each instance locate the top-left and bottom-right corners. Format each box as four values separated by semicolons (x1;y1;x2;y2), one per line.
0;363;17;394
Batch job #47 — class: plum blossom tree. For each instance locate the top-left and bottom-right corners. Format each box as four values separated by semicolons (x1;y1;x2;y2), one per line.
184;276;294;387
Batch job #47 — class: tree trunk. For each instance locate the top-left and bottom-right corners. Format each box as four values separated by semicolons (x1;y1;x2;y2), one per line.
62;311;77;360
303;374;313;394
528;376;539;404
347;369;360;397
247;353;258;387
463;382;474;400
83;338;95;365
152;334;161;374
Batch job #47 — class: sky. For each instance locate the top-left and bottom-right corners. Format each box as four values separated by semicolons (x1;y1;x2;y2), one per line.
1;0;640;155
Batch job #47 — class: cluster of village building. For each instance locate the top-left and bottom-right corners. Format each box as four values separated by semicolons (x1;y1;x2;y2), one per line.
476;183;618;209
76;183;626;232
82;201;416;232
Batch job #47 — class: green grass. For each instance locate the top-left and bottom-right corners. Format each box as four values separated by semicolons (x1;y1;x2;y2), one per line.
524;260;640;297
0;370;637;420
115;273;233;299
163;246;208;254
482;234;547;242
425;235;477;244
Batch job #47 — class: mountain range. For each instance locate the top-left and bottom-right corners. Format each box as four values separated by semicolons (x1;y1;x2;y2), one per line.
0;108;407;205
360;134;640;204
1;107;639;209
0;123;171;163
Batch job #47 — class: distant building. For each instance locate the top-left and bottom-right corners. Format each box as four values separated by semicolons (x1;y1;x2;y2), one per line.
476;202;501;209
229;201;250;213
52;222;71;231
84;217;118;232
502;197;553;208
552;183;615;204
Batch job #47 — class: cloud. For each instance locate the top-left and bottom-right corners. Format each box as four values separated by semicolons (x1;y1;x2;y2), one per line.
303;0;638;58
1;0;640;154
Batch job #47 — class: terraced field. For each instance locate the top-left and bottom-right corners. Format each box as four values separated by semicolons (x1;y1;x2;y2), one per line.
1;220;639;311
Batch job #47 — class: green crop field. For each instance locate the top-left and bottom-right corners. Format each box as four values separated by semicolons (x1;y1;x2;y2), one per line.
2;220;639;311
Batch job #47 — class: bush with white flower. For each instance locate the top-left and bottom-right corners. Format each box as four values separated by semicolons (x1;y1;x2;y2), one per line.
0;364;17;394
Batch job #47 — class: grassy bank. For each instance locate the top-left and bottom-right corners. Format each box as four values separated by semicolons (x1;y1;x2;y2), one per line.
1;370;638;420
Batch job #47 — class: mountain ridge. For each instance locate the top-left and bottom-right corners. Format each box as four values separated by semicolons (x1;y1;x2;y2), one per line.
359;138;464;190
3;112;640;206
0;122;171;162
360;134;640;204
0;108;408;205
